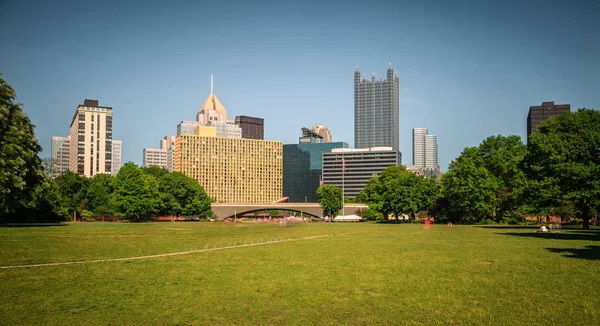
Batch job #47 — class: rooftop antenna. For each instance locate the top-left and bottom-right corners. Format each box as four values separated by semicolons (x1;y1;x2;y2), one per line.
210;75;213;95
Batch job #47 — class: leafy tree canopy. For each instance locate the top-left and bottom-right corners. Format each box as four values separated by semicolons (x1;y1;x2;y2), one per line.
524;108;600;229
316;184;342;217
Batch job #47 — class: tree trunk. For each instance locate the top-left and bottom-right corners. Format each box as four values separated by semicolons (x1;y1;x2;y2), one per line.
583;216;590;230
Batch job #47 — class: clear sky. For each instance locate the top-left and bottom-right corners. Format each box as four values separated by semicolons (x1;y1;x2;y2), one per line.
1;0;599;170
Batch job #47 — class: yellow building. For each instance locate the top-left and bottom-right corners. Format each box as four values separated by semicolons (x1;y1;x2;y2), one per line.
175;127;283;203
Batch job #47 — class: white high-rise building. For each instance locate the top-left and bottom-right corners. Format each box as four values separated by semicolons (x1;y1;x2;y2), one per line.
51;135;71;178
412;128;438;168
425;134;438;168
69;99;114;177
143;148;168;169
161;135;176;172
111;140;122;176
412;128;427;168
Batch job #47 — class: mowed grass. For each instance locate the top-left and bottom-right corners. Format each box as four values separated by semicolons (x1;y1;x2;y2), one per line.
0;222;599;325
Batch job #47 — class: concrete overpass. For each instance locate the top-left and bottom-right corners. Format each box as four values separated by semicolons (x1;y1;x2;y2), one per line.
211;203;368;219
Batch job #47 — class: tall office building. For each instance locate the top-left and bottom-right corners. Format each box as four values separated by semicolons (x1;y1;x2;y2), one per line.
162;136;176;172
69;99;113;177
235;115;264;140
354;64;400;152
51;136;70;178
283;128;348;202
322;147;400;199
143;148;168;169
143;136;174;170
412;128;438;168
527;101;570;144
425;134;438;168
111;140;122;176
175;129;283;203
177;120;203;135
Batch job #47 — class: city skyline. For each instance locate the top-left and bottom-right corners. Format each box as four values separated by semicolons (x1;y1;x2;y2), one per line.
1;0;599;171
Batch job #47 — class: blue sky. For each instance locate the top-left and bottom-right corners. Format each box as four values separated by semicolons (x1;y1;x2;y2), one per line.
1;0;599;170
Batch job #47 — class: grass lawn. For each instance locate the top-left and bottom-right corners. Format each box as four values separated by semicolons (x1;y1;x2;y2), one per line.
0;222;599;325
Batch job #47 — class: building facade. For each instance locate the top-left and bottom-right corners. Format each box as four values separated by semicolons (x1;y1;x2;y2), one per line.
111;140;122;176
322;147;401;199
527;101;570;144
161;136;176;172
51;136;71;178
175;131;283;203
69;99;113;177
412;128;438;168
354;64;400;152
143;148;168;169
235;115;264;140
283;132;348;202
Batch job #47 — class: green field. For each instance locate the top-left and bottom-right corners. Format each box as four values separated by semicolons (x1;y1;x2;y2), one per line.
0;222;598;325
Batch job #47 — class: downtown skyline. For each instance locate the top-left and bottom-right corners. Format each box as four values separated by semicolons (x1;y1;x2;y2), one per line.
1;0;599;171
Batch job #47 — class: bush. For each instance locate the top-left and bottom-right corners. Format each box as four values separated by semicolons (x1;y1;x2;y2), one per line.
478;218;496;225
82;217;96;222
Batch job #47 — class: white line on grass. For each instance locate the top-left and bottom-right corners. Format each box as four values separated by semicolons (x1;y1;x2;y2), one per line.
0;233;340;269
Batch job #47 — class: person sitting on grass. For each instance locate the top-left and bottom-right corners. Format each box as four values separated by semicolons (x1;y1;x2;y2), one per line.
446;222;453;228
537;225;548;233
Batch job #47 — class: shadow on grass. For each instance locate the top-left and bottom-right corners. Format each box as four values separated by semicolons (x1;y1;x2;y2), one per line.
499;231;600;242
546;246;600;260
0;223;66;228
478;226;539;229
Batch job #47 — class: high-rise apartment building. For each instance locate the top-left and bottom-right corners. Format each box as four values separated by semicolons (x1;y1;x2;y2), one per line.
354;64;400;152
412;128;438;168
234;115;264;140
51;136;70;178
111;140;122;176
175;130;283;203
283;129;348;202
69;99;113;177
527;101;570;144
322;147;400;199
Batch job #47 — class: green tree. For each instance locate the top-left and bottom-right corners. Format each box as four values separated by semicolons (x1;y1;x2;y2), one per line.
442;148;497;222
523;108;600;229
268;210;280;218
16;176;67;222
0;74;46;221
157;172;212;216
54;171;90;219
141;166;169;179
316;184;342;217
111;163;159;221
441;135;527;223
385;171;438;220
86;173;115;217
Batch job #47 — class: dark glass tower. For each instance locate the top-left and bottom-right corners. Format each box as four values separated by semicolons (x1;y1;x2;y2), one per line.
527;101;570;144
354;64;399;151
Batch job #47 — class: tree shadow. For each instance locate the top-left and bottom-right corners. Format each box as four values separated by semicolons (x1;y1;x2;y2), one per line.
499;231;600;242
546;246;600;260
478;226;540;230
0;223;66;228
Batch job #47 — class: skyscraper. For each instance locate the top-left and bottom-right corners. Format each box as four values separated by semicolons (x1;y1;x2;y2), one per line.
51;135;70;178
235;115;264;140
69;99;113;177
354;64;399;152
412;128;438;168
527;101;570;144
111;140;122;176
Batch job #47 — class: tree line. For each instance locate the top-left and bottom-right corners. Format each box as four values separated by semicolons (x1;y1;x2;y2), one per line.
317;108;600;229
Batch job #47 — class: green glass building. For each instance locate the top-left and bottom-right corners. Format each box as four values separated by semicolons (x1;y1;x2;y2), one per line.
283;139;348;202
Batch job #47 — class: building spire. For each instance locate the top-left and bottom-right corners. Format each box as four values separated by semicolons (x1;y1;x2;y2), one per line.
210;75;213;95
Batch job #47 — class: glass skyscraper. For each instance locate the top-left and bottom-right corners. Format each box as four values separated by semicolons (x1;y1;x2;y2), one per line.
354;64;399;152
